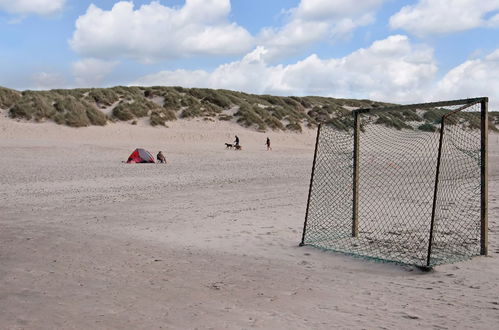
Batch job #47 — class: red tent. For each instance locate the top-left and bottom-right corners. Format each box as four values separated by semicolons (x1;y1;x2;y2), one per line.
126;148;155;163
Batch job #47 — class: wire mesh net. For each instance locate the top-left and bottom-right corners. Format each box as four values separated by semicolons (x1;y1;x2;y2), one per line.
304;124;354;244
431;104;482;266
302;99;485;267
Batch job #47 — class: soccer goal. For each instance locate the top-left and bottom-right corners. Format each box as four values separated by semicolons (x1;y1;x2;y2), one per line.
300;97;488;268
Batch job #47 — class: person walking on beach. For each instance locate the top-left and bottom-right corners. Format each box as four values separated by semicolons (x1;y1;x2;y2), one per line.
234;135;240;147
266;137;272;151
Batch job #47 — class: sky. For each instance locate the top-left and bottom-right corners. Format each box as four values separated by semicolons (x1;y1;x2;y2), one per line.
1;0;499;108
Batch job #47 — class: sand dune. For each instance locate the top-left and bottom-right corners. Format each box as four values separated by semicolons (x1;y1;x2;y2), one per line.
1;114;498;329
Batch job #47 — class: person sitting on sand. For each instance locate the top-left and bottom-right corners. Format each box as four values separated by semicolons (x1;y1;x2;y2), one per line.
157;151;167;163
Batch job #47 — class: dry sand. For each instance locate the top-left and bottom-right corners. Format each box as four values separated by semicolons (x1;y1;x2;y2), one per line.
1;113;498;329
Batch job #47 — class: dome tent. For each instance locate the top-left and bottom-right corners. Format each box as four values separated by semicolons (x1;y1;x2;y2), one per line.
126;148;155;163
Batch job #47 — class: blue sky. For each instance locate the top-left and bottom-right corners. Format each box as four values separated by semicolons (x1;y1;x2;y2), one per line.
1;0;498;108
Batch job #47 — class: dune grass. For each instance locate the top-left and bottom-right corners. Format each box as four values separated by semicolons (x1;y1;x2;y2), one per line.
54;95;107;127
0;87;22;109
2;85;496;132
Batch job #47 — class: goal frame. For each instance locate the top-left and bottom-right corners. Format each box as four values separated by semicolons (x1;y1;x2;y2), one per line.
300;97;488;268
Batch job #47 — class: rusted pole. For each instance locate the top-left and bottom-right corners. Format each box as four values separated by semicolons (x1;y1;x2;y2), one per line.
480;99;489;255
427;118;446;267
300;124;322;246
352;112;360;237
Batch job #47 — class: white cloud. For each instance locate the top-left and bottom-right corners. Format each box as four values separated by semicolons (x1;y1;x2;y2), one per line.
433;49;499;102
133;47;276;92
72;58;118;87
69;0;388;64
259;0;386;60
0;0;65;16
31;72;66;90
134;42;499;109
390;0;499;37
134;35;437;103
135;69;210;88
295;0;386;20
69;0;254;62
259;19;330;60
488;12;499;27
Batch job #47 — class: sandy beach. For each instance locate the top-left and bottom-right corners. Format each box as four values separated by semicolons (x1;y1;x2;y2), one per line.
1;113;498;329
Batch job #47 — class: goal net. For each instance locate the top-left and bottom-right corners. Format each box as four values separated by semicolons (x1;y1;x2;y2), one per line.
300;98;488;268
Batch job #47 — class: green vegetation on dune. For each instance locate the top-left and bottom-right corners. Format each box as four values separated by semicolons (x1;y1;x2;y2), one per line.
112;97;159;119
375;114;413;130
9;91;55;122
1;85;496;132
8;90;107;127
54;95;107;127
0;87;22;109
418;123;437;132
188;88;232;109
150;108;176;126
85;88;120;107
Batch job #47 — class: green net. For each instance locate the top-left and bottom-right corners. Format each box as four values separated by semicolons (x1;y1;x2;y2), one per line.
302;99;486;268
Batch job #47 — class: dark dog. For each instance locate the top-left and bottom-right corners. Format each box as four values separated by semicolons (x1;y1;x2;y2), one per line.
234;145;242;150
157;151;167;163
225;143;233;149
